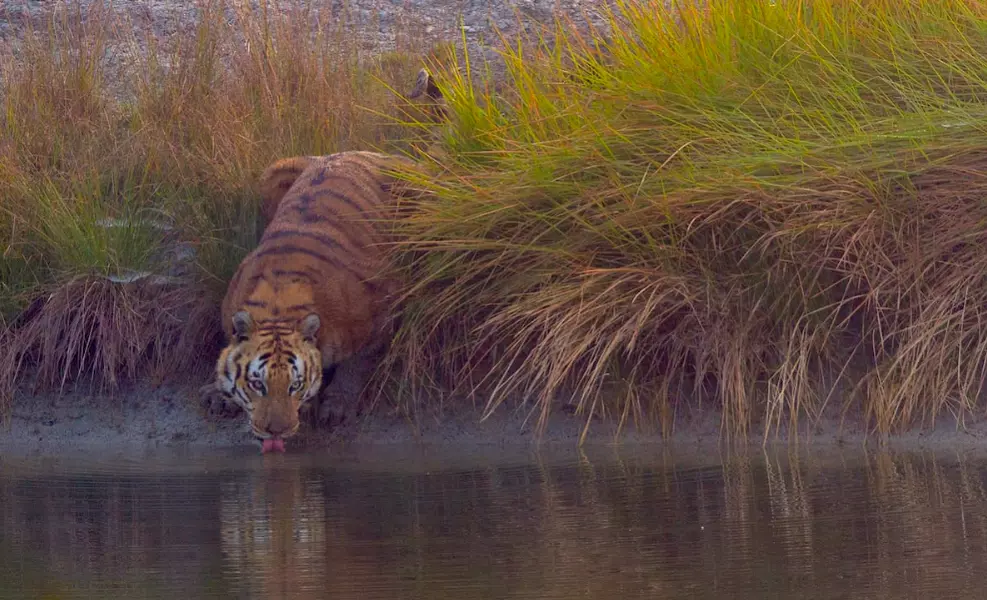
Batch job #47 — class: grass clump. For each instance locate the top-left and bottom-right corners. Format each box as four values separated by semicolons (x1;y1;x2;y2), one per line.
389;0;987;441
0;0;435;413
9;0;987;444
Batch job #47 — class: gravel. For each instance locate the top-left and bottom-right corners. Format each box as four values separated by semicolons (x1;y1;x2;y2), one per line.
1;0;618;86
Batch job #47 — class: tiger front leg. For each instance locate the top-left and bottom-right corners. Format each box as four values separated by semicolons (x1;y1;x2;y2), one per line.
312;347;382;430
313;362;365;429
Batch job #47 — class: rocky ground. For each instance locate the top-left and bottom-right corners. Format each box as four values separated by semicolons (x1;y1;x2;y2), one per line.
1;0;618;83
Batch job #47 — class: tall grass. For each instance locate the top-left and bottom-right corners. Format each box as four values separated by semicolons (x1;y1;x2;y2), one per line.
0;0;436;409
389;0;987;441
8;0;987;443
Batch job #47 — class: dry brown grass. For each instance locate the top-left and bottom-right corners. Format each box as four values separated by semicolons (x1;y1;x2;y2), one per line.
0;277;222;405
383;0;987;442
0;0;442;416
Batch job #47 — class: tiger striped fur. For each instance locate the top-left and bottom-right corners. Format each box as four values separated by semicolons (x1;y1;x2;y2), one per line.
202;150;415;451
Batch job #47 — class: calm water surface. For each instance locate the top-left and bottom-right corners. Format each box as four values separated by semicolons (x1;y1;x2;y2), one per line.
3;447;987;599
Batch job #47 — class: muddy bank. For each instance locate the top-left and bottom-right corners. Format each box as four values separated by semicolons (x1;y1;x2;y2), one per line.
5;380;987;461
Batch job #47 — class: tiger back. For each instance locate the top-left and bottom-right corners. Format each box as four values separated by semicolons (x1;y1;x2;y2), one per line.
211;151;414;450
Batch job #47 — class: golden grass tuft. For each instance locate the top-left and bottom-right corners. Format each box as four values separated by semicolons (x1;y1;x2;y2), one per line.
0;277;222;407
385;0;987;441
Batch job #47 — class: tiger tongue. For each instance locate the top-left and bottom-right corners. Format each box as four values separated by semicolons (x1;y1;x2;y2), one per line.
261;438;286;453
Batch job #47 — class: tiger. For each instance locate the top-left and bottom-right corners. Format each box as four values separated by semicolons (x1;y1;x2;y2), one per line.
200;150;417;453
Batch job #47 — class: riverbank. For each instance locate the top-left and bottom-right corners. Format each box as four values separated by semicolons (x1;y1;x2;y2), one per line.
8;0;987;448
5;378;987;460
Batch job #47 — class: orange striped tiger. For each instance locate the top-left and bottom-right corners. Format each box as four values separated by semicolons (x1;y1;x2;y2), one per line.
201;150;415;453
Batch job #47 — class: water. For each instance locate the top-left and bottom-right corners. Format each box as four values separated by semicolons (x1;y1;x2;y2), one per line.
3;447;987;599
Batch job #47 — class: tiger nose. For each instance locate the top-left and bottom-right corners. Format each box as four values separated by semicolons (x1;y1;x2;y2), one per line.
265;415;293;437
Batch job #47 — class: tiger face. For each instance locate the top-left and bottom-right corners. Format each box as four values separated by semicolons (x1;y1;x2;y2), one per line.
215;311;324;450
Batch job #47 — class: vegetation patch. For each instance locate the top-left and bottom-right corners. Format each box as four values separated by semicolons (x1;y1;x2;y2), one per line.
7;0;987;442
0;0;436;414
387;0;987;440
0;276;220;402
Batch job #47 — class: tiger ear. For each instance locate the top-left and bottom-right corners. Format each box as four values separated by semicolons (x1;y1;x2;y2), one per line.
232;310;253;342
300;313;321;344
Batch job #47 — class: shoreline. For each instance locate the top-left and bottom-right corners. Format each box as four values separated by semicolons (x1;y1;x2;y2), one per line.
4;380;987;461
5;1;987;465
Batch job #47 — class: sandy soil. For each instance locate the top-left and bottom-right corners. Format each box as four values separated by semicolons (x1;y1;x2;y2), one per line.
5;378;987;461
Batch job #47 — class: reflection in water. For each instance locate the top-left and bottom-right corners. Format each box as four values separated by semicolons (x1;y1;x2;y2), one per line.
4;449;987;599
220;463;332;598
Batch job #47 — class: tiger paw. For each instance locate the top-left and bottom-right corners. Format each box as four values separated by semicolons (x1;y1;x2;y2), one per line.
316;396;361;430
199;382;242;419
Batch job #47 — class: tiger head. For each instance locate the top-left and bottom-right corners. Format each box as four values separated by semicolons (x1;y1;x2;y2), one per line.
215;311;324;445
